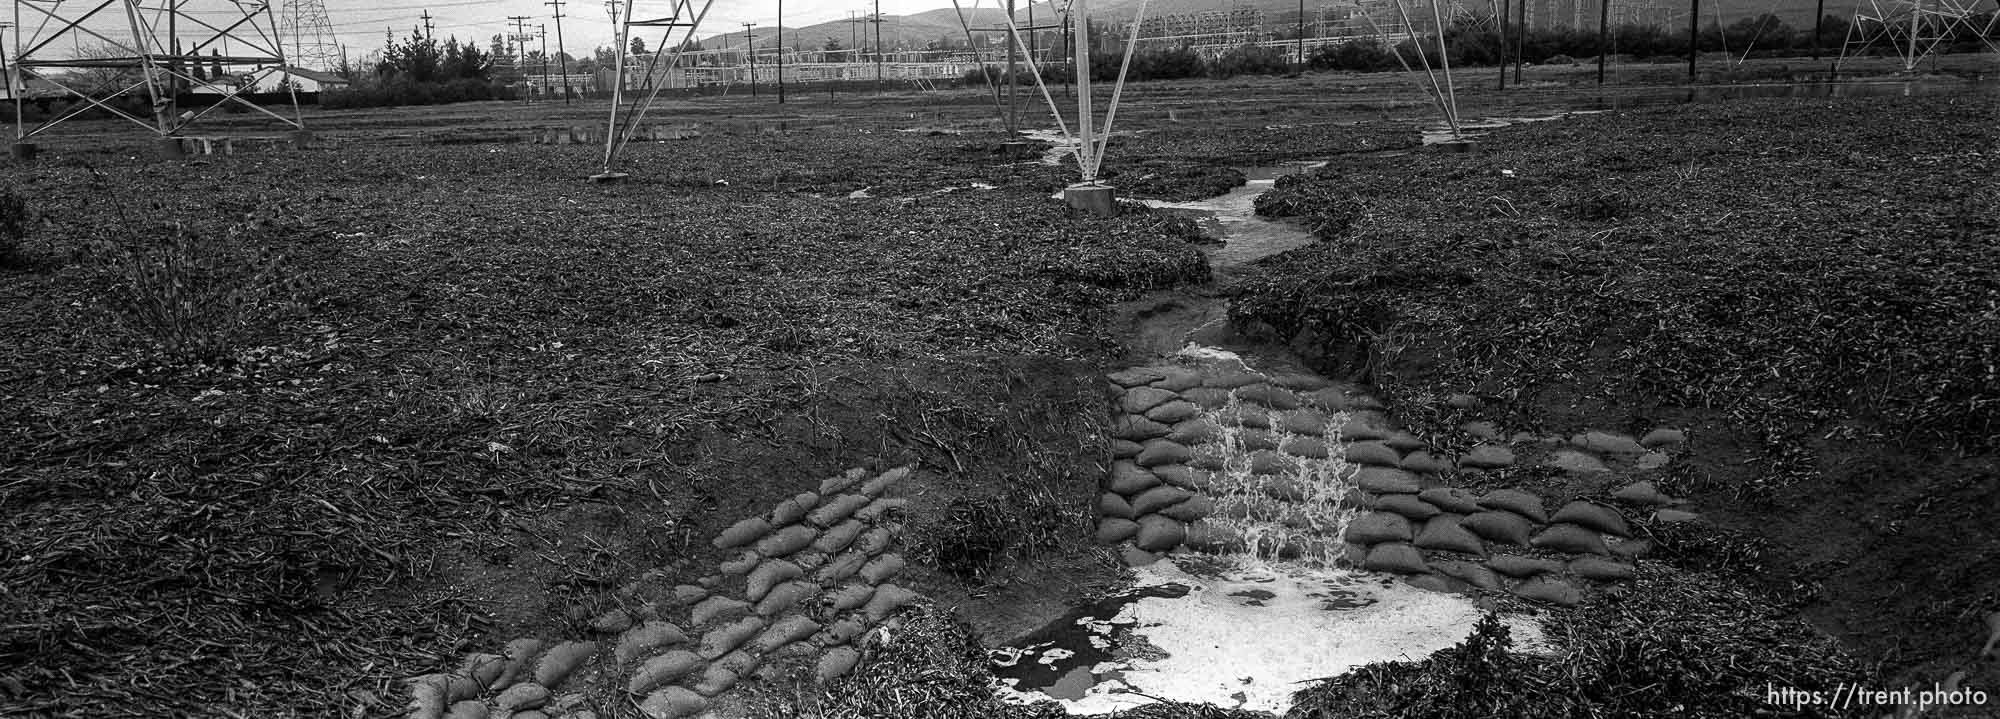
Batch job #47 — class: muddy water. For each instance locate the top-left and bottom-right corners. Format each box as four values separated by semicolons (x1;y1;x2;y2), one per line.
991;164;1547;714
1142;164;1328;274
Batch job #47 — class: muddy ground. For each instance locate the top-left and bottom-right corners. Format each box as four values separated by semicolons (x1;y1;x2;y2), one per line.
2;57;1996;717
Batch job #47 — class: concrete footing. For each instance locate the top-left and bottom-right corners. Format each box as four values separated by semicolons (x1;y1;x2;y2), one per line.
9;143;36;161
1000;141;1032;160
1430;139;1478;153
158;137;186;159
588;171;630;184
1064;183;1117;218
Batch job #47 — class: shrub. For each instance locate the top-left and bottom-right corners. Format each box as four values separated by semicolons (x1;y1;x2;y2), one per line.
321;79;517;109
1210;43;1292;78
1310;39;1402;71
90;222;308;360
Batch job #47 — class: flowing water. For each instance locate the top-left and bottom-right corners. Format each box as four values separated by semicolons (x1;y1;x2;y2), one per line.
993;163;1548;714
991;78;1988;711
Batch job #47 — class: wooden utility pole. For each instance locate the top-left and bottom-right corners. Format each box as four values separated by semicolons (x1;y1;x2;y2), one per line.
777;0;785;103
1497;0;1508;89
1686;0;1699;81
1514;0;1524;82
421;9;435;38
1596;0;1608;83
509;15;533;94
872;0;883;90
548;0;573;103
1811;0;1824;60
539;25;550;99
743;22;757;97
1062;8;1071;98
1027;2;1036;64
605;0;619;91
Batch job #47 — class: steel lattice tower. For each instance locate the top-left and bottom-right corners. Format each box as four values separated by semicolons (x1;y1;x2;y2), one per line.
8;0;307;150
280;0;338;71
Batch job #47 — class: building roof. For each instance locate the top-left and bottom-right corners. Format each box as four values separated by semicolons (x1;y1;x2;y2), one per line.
279;67;351;86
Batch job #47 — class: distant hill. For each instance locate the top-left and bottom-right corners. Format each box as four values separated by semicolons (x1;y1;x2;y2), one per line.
693;4;1067;53
690;0;1866;52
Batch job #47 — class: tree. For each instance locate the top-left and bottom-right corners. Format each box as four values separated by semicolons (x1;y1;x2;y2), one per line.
823;36;843;52
439;36;493;80
378;29;444;82
631;36;648;55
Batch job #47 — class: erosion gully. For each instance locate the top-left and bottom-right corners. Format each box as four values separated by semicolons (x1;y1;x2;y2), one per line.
984;78;1992;714
996;151;1548;714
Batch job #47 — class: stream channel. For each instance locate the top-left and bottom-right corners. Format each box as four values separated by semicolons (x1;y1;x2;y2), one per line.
997;154;1547;714
989;79;1993;711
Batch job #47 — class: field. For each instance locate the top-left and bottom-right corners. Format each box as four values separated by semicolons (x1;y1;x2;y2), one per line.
2;55;1996;718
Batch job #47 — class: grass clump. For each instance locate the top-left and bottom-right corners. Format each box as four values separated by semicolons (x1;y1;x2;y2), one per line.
905;480;1091;581
763;603;1066;719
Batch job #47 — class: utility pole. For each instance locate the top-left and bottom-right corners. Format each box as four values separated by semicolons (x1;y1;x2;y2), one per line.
777;0;785;103
605;0;619;93
509;15;532;94
872;0;883;90
1296;0;1304;71
1812;0;1824;60
1596;0;1608;84
421;9;435;38
743;22;757;97
1514;0;1524;83
547;0;572;103
539;24;550;99
1027;1;1036;64
1062;7;1072;98
1686;0;1698;81
1497;0;1508;89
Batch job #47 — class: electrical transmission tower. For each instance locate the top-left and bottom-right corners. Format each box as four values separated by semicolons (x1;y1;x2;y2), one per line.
1838;0;1999;71
281;0;340;72
7;0;307;155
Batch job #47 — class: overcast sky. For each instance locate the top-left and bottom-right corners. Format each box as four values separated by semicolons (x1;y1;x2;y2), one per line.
323;0;973;61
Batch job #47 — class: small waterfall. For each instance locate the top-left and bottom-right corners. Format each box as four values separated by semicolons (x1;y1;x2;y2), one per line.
1185;390;1362;567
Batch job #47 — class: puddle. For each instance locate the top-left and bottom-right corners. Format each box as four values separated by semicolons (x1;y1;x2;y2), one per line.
1020;128;1078;166
992;558;1547;713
